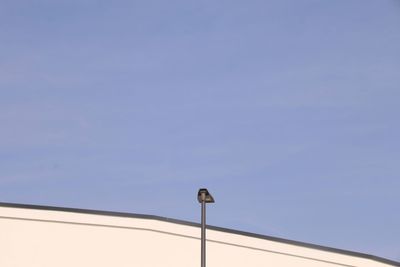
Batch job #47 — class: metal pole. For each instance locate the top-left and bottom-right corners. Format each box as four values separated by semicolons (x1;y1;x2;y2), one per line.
201;198;206;267
198;189;213;267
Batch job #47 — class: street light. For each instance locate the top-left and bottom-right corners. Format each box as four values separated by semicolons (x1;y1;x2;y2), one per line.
197;188;215;267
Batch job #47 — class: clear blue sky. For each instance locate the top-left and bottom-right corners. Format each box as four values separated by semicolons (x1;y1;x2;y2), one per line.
1;0;399;261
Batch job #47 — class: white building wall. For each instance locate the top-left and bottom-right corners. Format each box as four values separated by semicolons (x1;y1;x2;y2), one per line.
0;205;397;267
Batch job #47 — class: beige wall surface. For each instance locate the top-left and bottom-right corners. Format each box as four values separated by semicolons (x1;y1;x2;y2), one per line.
0;205;398;267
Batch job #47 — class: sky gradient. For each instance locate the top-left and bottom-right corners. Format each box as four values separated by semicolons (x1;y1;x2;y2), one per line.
1;0;400;261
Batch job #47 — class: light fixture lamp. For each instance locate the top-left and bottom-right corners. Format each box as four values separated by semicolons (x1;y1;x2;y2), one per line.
197;188;215;204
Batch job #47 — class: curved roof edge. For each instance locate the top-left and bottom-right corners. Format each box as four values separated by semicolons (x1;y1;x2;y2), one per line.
1;201;399;267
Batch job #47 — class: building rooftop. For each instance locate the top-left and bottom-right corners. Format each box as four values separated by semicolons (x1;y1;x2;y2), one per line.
0;201;398;267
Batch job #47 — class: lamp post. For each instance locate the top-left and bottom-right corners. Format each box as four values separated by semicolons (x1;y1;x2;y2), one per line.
197;188;215;267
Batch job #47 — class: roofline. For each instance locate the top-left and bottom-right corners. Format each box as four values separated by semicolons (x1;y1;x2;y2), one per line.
0;202;399;266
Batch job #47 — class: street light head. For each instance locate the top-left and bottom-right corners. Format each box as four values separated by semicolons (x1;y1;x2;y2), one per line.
197;188;215;203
